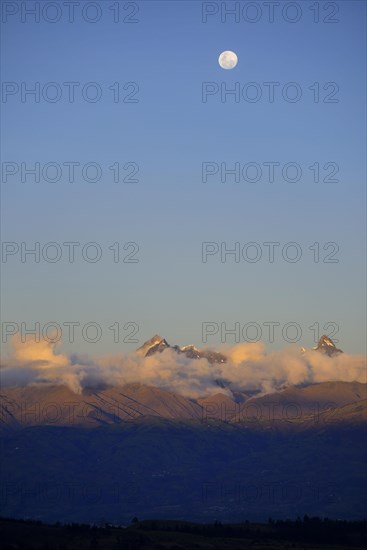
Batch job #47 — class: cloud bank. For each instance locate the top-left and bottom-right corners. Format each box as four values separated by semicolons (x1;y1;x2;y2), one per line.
0;336;366;397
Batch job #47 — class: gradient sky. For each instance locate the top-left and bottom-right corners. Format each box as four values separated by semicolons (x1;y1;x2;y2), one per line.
1;0;366;356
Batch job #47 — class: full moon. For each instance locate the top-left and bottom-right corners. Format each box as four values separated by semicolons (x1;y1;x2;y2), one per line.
218;50;238;70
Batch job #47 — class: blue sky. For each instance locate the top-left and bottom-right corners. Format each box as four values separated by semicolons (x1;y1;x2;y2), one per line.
1;0;366;355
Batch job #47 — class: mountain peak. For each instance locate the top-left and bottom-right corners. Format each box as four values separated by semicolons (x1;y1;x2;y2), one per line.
150;334;165;344
314;335;343;356
180;345;199;352
136;335;169;356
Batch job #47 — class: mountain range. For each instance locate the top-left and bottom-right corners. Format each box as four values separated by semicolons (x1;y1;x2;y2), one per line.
139;333;343;361
0;335;365;525
137;334;227;363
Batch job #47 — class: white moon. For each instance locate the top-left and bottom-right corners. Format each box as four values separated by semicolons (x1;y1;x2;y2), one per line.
218;50;238;70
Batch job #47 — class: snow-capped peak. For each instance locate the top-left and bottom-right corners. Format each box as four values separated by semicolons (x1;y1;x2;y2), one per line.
313;335;343;356
313;335;336;350
136;335;168;355
180;345;199;352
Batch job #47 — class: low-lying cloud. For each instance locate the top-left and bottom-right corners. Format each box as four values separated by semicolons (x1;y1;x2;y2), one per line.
1;336;366;398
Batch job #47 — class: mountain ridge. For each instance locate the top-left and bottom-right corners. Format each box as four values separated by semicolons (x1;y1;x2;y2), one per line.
138;334;344;362
137;334;227;363
1;380;365;429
